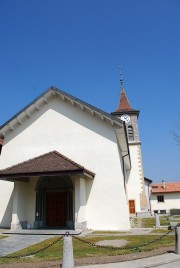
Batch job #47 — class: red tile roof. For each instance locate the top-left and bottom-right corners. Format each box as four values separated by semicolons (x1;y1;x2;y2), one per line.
151;182;180;193
0;151;95;179
115;88;133;112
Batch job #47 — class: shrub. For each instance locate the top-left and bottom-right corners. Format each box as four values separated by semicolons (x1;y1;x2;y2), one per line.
170;209;180;215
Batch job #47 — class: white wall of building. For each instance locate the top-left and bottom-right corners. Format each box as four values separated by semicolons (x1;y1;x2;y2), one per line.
0;96;130;230
126;144;143;212
151;193;180;214
144;180;151;211
0;181;13;227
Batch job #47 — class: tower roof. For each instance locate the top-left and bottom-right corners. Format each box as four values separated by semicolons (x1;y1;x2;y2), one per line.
112;87;140;117
115;88;133;112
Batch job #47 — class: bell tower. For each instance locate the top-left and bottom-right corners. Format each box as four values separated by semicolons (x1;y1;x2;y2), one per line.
111;66;140;143
112;69;148;214
112;87;140;144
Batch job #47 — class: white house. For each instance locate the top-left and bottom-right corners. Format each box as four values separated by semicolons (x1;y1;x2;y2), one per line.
0;85;147;231
150;181;180;215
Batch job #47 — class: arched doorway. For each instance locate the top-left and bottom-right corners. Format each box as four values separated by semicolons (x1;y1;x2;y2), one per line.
35;176;74;229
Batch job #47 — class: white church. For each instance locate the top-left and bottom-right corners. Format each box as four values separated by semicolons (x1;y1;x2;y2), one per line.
0;85;147;231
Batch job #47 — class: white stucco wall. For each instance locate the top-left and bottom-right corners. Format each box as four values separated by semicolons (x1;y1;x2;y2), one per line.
0;96;130;230
151;193;180;214
126;144;143;212
144;180;151;211
11;178;37;229
0;181;13;227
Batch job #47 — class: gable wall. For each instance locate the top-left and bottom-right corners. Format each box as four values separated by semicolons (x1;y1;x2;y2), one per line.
0;97;130;230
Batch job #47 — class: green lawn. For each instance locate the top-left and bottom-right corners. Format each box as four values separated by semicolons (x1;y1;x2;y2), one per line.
134;217;170;228
0;234;175;265
0;235;8;240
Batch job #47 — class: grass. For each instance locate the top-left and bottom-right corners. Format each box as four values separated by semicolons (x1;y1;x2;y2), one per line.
150;229;171;234
171;215;180;219
133;217;170;228
0;234;175;265
0;235;8;240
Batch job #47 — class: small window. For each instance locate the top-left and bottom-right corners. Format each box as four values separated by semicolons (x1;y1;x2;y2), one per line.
154;210;158;214
128;125;134;141
160;210;166;214
152;186;158;189
157;195;164;202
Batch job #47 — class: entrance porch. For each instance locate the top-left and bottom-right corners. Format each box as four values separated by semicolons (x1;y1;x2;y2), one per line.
0;151;95;231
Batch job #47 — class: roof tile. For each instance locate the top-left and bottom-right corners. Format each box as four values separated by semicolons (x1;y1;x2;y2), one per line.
151;182;180;193
115;88;133;112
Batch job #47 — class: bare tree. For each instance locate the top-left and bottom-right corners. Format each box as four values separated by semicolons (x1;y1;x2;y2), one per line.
173;115;180;145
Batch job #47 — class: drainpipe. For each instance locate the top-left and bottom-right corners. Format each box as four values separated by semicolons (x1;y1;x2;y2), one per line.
121;120;131;191
0;134;4;155
148;182;152;215
122;153;129;192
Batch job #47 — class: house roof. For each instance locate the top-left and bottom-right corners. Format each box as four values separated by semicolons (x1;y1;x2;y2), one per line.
0;151;95;180
151;182;180;193
112;88;139;116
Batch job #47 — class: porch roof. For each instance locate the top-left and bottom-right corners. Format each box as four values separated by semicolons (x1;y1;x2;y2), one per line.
0;151;95;180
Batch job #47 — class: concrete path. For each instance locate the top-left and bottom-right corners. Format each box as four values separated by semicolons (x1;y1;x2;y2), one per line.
0;234;55;256
76;253;180;268
0;229;80;256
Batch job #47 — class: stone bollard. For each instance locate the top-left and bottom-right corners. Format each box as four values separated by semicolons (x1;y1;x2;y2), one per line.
155;213;160;229
175;226;180;254
62;233;74;268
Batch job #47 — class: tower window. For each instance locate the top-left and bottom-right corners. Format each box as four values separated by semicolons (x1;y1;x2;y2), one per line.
128;125;134;141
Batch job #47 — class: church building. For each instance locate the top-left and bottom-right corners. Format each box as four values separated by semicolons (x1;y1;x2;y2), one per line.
0;84;147;231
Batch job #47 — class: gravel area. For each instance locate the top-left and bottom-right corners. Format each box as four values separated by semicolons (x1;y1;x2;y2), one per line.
0;246;175;268
95;239;128;247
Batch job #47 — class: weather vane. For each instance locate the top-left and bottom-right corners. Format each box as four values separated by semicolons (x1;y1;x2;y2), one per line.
118;65;123;88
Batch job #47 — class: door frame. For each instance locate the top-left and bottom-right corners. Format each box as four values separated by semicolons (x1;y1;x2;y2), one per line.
129;199;136;214
35;176;74;229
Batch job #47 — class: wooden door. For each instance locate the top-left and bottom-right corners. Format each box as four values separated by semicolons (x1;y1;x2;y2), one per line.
129;200;135;214
46;192;67;227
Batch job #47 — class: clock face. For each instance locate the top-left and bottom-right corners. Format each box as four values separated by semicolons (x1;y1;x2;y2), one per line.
120;114;130;123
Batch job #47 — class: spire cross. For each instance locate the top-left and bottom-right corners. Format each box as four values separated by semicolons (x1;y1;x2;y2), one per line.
118;65;123;88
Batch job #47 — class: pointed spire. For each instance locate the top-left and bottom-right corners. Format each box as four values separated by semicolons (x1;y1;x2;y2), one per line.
115;66;132;112
116;88;133;112
111;66;139;117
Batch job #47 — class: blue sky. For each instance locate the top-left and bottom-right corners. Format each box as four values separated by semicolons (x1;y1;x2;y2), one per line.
0;0;179;182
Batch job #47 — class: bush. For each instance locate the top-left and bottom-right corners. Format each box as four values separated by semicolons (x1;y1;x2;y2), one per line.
170;209;180;215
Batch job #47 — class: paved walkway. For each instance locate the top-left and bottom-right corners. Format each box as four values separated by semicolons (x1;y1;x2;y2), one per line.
0;234;54;256
0;229;81;256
